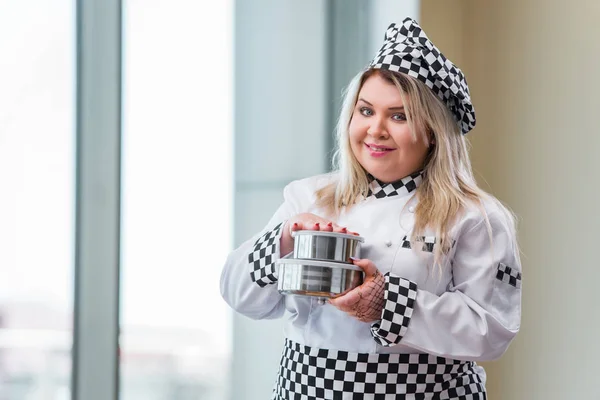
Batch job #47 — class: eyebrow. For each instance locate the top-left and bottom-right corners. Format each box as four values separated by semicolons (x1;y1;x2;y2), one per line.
358;98;404;111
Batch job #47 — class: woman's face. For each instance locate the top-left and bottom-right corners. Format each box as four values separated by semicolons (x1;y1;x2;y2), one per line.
348;73;430;183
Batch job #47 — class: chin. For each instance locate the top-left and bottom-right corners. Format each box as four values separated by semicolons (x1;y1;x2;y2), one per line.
367;166;407;183
364;165;387;180
371;171;393;182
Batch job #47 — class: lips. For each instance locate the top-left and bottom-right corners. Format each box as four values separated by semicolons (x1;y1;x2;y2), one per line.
364;142;395;158
365;143;395;152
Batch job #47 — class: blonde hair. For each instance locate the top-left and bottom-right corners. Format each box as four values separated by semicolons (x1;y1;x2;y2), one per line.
316;68;518;271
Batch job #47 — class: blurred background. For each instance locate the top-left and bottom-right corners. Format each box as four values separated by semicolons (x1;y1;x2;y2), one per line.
0;0;598;399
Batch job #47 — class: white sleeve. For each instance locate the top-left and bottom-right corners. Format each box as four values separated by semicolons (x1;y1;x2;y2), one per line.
219;183;298;320
371;208;522;361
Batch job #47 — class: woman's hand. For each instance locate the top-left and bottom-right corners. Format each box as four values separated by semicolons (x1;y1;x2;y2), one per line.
328;258;385;323
280;213;358;256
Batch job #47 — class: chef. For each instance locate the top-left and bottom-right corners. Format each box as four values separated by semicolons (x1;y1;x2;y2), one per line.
221;17;521;399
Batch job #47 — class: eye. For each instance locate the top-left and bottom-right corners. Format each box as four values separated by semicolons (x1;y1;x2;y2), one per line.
359;107;373;116
392;113;407;122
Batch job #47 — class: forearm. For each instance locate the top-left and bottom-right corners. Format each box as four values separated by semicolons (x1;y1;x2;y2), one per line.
220;230;286;320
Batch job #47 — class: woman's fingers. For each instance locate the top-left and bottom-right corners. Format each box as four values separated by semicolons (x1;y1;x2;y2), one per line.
299;220;343;232
322;222;334;232
338;227;360;236
328;258;384;323
329;258;378;306
289;222;304;236
287;213;359;235
329;286;361;311
332;225;345;234
350;258;379;277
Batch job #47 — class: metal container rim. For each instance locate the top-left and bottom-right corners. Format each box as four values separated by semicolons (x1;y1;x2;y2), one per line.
277;257;363;271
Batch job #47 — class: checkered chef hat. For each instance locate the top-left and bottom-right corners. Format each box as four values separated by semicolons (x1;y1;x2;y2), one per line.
369;17;476;134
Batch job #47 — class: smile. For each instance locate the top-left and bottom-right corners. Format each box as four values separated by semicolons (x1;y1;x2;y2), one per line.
365;143;395;157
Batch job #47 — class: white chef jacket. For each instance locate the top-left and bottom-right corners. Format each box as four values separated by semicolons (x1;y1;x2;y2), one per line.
220;172;522;362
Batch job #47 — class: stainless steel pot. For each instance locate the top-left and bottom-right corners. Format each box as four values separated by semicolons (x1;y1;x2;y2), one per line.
291;231;364;263
277;257;364;298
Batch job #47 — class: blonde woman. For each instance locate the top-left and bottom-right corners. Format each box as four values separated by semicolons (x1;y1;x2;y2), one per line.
221;17;521;399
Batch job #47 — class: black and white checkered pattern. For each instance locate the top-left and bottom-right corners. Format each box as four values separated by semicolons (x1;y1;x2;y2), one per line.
249;222;283;287
401;235;436;253
273;339;486;399
367;171;422;199
371;274;418;347
495;263;522;289
369;17;476;135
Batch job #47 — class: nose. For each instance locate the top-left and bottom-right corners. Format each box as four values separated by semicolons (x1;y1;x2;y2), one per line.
366;117;389;139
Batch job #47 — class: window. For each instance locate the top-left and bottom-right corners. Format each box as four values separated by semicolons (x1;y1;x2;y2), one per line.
0;1;75;398
120;1;233;399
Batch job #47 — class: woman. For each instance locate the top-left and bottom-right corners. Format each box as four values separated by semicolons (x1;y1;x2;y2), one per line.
221;17;521;399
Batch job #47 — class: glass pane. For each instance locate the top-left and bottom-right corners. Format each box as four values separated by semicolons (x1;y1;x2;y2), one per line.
120;1;233;399
0;1;75;399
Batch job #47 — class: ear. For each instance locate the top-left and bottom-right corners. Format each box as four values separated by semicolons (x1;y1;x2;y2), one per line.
426;128;436;146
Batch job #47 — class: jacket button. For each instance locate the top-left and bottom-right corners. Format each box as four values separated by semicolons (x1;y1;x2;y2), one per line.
385;240;392;247
318;298;326;305
408;206;415;213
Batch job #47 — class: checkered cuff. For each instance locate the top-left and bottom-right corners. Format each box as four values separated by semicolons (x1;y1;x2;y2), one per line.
248;222;284;288
370;274;418;347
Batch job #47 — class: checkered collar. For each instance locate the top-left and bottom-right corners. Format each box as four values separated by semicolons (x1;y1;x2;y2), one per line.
367;171;423;199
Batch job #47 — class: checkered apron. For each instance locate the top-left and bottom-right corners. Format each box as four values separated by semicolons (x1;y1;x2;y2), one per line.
272;339;486;400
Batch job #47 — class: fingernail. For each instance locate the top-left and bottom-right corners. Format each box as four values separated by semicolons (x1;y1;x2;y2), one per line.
341;227;347;233
327;222;333;227
315;222;320;227
349;256;359;261
293;223;298;228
